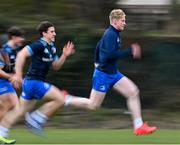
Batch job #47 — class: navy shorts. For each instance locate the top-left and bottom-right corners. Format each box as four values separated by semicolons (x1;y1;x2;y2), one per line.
21;79;52;100
92;69;124;92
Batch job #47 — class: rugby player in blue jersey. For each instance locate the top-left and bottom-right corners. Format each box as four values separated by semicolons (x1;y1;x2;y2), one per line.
0;26;24;144
0;21;74;143
64;9;157;135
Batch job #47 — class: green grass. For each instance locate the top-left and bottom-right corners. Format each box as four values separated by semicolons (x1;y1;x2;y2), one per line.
9;128;180;144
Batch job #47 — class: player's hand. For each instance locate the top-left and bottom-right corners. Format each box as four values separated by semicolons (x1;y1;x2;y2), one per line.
62;41;75;57
10;74;22;89
131;43;141;59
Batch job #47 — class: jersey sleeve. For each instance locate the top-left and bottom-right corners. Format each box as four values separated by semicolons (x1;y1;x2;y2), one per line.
0;60;5;67
0;50;7;67
53;55;59;61
52;44;59;61
101;32;132;61
25;41;43;56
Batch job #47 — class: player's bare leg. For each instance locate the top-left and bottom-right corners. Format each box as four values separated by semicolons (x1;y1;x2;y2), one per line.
65;89;106;111
113;76;157;135
0;93;18;121
25;86;65;135
0;98;36;144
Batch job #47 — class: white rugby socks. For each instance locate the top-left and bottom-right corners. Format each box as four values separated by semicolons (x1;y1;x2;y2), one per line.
134;118;143;129
0;125;9;137
30;110;48;124
64;95;73;106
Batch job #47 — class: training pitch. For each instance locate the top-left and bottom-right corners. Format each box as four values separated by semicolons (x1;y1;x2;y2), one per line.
9;128;180;144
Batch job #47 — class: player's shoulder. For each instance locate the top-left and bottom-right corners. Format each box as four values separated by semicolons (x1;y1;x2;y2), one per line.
29;39;45;48
103;29;117;42
0;48;10;65
1;44;12;53
38;38;55;47
104;27;117;37
0;49;5;62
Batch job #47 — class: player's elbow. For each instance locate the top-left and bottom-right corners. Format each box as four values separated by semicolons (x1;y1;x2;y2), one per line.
52;65;59;71
52;62;62;71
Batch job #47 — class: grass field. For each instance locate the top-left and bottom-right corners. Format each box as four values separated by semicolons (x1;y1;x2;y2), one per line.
9;128;180;144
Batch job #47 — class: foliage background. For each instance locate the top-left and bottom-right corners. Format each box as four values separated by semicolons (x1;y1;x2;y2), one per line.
0;0;180;129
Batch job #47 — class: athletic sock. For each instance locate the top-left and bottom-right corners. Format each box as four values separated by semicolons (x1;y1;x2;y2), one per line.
30;110;48;125
64;95;73;106
134;118;143;129
0;125;9;137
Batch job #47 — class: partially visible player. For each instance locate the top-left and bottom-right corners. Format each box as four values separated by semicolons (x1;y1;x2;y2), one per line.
0;21;74;144
0;26;24;144
64;9;157;135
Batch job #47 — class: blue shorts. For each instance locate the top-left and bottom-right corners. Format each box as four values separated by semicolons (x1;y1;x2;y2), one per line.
0;78;16;95
21;79;52;100
92;69;124;92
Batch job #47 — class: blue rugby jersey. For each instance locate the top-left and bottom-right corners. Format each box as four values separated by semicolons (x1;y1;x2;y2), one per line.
0;43;17;73
25;38;59;81
95;25;132;74
0;43;17;83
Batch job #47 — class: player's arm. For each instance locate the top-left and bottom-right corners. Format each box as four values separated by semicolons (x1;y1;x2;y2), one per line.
0;52;14;80
100;34;129;62
10;47;31;89
0;62;12;79
15;47;31;77
0;69;12;80
131;43;141;59
115;42;141;59
52;41;75;70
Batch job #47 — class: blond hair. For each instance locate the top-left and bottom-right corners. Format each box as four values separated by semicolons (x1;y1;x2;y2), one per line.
109;9;126;24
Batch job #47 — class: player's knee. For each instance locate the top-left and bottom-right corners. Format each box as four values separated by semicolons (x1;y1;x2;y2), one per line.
54;96;65;107
8;100;17;110
88;103;101;111
11;106;24;118
128;86;139;98
18;110;24;118
6;95;18;110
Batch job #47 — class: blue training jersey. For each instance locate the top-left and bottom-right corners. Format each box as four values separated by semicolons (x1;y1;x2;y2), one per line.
0;43;17;73
0;43;17;82
95;25;132;74
25;38;59;81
